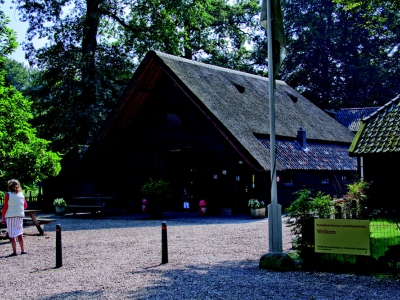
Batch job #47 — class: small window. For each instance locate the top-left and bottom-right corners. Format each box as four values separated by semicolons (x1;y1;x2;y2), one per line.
284;173;295;186
341;174;348;182
321;176;330;184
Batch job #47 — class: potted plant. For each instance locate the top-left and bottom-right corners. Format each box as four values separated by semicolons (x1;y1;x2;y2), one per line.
141;178;171;219
53;198;67;215
248;199;266;218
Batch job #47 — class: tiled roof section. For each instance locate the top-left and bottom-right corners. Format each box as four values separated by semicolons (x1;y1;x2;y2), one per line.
335;107;379;132
259;138;357;171
349;95;400;155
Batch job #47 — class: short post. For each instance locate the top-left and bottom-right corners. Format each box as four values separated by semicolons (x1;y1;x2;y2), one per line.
56;224;62;268
161;221;168;264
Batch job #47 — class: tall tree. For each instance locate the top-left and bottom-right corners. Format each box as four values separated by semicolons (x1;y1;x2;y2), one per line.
9;0;260;153
0;9;61;185
280;0;400;109
3;58;31;92
120;0;260;72
9;0;136;153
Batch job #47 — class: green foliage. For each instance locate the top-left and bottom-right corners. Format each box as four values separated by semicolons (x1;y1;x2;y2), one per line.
248;199;265;209
336;180;370;219
123;0;260;70
6;0;400;156
3;59;31;92
286;189;334;253
12;0;260;153
287;183;371;257
346;180;370;202
13;0;136;152
281;0;400;109
141;178;172;206
0;14;62;186
0;12;17;57
333;0;400;11
313;191;334;219
53;198;67;207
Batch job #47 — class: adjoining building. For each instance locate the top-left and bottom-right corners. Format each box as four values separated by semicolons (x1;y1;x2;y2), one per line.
349;95;400;213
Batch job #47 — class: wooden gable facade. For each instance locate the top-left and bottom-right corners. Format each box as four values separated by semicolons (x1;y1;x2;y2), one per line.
52;51;357;214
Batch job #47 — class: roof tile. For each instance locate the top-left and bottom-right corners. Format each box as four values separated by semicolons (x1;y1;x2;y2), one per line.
259;138;357;171
350;95;400;155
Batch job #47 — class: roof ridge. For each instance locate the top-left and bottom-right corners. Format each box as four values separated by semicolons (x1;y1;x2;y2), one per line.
363;94;400;122
153;50;287;85
338;107;380;111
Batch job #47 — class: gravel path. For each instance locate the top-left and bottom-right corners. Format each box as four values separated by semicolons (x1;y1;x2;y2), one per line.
1;212;399;299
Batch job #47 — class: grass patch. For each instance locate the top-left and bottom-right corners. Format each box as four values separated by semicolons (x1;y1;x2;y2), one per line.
370;219;400;260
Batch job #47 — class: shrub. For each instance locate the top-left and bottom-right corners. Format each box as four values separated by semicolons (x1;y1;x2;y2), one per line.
248;199;265;209
334;180;370;219
53;198;67;207
286;189;334;256
141;178;171;207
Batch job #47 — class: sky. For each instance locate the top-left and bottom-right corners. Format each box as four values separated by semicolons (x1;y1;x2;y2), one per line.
1;0;46;64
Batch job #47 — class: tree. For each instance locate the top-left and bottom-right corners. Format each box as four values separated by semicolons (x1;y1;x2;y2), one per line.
3;58;31;92
281;0;400;110
9;0;260;154
333;0;400;11
121;0;261;72
8;0;136;153
0;9;62;186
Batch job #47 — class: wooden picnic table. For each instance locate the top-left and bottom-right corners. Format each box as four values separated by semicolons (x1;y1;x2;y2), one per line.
0;207;56;236
23;210;57;235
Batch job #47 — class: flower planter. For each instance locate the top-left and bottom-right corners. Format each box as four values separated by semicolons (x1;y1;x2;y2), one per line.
55;206;66;215
250;208;266;219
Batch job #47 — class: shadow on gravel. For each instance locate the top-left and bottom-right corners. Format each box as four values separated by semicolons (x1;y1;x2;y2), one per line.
34;260;400;300
37;290;106;300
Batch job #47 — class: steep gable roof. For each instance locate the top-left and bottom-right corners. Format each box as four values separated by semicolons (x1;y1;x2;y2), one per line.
349;95;400;156
335;107;379;133
92;51;355;171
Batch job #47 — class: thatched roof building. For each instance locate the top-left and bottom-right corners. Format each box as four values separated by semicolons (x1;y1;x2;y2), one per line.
71;51;357;213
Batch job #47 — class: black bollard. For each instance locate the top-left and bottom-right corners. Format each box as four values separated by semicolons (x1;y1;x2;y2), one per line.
56;224;62;268
161;221;168;264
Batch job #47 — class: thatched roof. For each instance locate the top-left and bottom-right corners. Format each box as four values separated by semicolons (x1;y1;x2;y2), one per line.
92;51;355;171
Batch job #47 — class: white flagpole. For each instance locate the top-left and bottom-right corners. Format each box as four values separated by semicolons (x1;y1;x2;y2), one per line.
267;0;282;253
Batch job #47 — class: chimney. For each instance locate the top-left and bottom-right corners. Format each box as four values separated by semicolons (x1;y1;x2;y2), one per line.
297;127;307;149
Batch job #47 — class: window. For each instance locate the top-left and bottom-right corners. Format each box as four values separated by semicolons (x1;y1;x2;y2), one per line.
284;173;295;186
321;176;330;184
341;174;348;182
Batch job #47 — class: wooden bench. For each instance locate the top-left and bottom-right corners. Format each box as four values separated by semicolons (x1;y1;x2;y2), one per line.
67;205;104;216
23;217;57;225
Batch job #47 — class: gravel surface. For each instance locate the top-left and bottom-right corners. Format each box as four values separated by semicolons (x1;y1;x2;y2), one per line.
1;212;399;299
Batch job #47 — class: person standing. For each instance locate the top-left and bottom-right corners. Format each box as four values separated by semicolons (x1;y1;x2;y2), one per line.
1;179;28;256
182;188;190;212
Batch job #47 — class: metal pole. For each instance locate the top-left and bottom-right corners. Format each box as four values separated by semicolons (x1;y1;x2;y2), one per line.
267;0;282;253
56;224;62;268
161;221;168;264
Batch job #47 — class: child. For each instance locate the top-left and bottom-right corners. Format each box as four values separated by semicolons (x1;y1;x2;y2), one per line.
1;179;28;256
